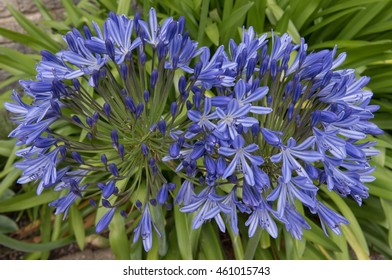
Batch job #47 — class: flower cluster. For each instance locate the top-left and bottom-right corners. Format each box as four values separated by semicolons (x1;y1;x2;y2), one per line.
6;8;382;251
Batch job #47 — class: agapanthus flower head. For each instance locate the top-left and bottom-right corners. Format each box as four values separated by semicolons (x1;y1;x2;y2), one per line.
6;8;382;252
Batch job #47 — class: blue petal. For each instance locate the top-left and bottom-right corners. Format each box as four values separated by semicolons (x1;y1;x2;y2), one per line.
238;116;259;127
244;143;259;153
294;136;315;150
218;147;235;156
222;153;239;179
187;110;201;122
290;150;323;162
282;155;292;183
270;152;282;163
242;157;255;186
234;79;247;100
245;86;269;103
245;212;258;237
250;106;273;115
211;96;231;107
96;207;116;233
233;135;245;149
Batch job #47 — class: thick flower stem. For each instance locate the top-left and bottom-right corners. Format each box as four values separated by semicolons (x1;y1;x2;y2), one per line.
244;227;262;260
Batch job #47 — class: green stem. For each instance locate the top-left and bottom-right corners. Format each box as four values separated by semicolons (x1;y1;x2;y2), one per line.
244;227;262;260
227;225;244;260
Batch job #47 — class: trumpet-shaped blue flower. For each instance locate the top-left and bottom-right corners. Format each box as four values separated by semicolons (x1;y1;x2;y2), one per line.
133;204;160;251
218;135;264;186
245;197;278;238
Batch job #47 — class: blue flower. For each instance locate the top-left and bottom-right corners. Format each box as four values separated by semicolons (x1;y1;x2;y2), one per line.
212;79;271;115
180;187;231;232
229;27;267;75
219;187;250;235
245;197;278;238
187;97;217;133
215;99;258;140
267;176;317;217
49;185;87;219
315;202;349;236
175;179;195;206
139;8;175;47
282;205;311;240
15;146;63;189
194;46;236;89
165;33;203;72
85;13;142;64
218;135;264;186
271;137;323;183
133;204;161;251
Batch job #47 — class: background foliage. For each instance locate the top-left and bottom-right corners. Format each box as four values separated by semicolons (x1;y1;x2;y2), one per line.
0;0;391;260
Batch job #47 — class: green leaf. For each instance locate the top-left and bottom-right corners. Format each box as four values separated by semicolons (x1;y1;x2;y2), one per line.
0;169;21;198
7;5;59;52
290;0;321;30
130;236;142;260
380;199;392;248
197;0;210;44
303;7;364;36
329;230;350;260
109;211;130;259
98;0;117;11
309;40;392;58
0;190;60;213
293;201;306;258
0;140;16;157
33;0;55;21
341;225;369;259
275;5;291;34
0;215;19;233
315;0;385;17
174;205;192;259
70;204;86;250
39;204;52;259
0;56;35;76
0;190;15;203
164;226;181;260
220;2;254;44
266;0;300;43
0;75;20;95
357;21;392;36
222;0;234;23
117;0;132;15
199;223;224;259
0;47;37;75
189;214;201;257
369;185;392;200
302;245;325;259
247;0;266;34
303;219;341;252
0;27;53;52
61;0;83;26
260;228;271;249
205;22;219;46
336;1;389;39
0;233;74;252
321;189;369;256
